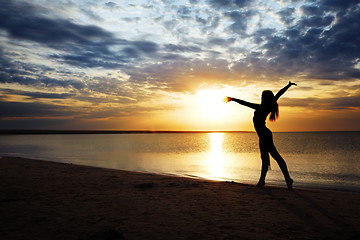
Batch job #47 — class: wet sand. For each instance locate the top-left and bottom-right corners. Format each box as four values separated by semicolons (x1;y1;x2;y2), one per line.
0;156;359;240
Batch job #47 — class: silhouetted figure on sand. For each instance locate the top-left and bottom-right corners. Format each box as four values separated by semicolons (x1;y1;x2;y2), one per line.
224;81;296;190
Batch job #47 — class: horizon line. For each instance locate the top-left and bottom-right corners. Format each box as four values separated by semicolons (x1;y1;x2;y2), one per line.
0;129;359;135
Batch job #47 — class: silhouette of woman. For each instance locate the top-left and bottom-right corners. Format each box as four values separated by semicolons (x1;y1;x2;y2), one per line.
224;81;296;189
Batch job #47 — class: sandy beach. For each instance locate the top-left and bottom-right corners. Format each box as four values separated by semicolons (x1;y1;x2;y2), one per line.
0;156;359;240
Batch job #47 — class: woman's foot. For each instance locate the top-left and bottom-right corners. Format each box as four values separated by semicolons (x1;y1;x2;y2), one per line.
286;178;293;190
256;181;265;187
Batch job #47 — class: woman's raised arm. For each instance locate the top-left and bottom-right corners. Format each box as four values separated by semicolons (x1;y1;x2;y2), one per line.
274;81;297;101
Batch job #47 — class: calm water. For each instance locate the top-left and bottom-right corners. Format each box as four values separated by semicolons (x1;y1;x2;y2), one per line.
1;132;359;191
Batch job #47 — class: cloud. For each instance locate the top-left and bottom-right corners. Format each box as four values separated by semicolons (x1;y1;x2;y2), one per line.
225;10;257;35
0;0;163;70
49;53;125;69
122;47;139;58
81;8;104;21
281;94;360;110
208;37;236;46
298;15;334;28
177;6;192;19
320;0;359;11
0;101;75;118
126;57;232;93
0;69;86;90
105;2;118;8
122;17;141;23
164;44;202;53
2;0;359;89
1;0;360;131
0;118;76;130
277;7;295;25
189;0;200;4
0;1;125;70
208;0;252;8
0;88;75;100
49;38;161;69
132;41;159;53
195;15;221;33
300;5;324;16
0;2;114;45
3;0;359;84
228;0;360;81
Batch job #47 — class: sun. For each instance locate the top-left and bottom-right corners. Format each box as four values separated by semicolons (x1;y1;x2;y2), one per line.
195;89;231;121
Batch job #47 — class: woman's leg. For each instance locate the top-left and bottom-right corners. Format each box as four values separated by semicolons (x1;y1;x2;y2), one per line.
268;145;293;189
257;141;270;187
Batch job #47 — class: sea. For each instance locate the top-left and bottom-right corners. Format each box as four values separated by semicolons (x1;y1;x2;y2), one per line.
0;132;359;192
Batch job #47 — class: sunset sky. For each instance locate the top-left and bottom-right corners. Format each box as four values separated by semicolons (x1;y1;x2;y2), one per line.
1;0;360;131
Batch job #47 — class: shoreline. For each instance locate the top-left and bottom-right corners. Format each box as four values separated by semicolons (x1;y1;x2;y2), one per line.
1;156;359;240
2;155;359;193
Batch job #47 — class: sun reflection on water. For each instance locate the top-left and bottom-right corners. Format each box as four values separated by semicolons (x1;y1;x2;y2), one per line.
206;133;227;179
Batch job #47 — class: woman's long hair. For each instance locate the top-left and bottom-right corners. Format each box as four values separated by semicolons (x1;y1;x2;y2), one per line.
261;90;279;122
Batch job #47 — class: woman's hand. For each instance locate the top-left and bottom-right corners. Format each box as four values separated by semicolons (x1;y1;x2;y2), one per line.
288;81;297;86
223;97;232;103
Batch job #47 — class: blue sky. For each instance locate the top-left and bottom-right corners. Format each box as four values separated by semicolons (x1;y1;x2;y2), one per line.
1;0;360;131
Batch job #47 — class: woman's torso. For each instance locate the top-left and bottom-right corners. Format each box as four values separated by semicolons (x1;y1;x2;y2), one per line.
253;105;271;133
